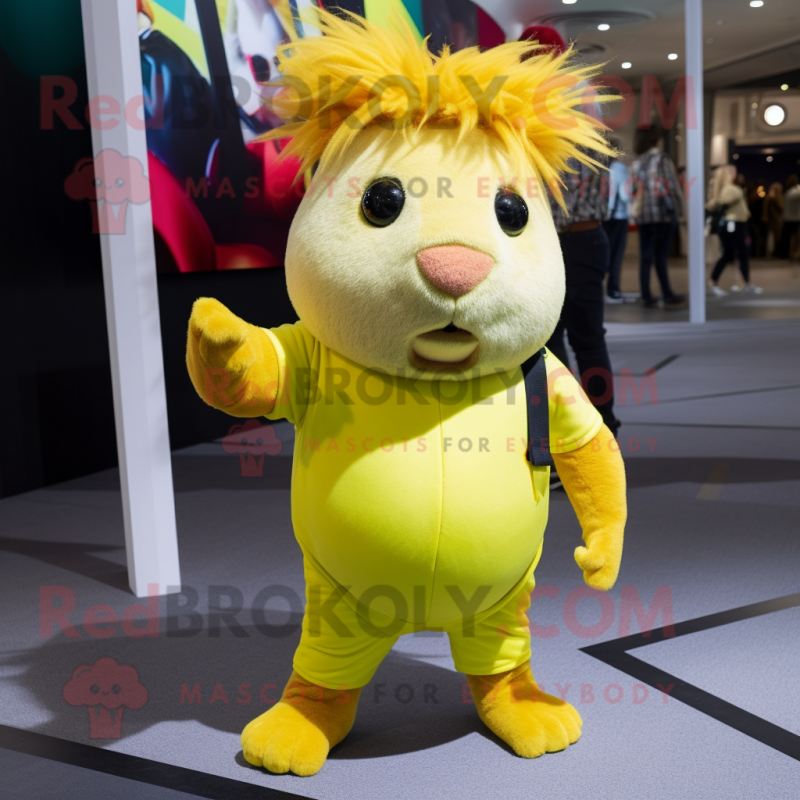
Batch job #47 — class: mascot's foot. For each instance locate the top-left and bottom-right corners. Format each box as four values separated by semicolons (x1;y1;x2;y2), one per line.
466;663;582;758
241;671;361;776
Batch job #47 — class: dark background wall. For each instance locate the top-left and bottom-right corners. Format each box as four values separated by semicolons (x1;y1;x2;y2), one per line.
0;3;296;499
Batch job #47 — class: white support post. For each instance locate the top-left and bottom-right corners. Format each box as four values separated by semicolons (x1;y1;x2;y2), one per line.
80;0;181;596
685;0;706;323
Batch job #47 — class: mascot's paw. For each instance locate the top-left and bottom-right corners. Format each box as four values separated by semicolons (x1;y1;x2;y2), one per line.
241;671;361;777
241;703;331;777
189;297;256;373
574;543;620;591
466;663;582;758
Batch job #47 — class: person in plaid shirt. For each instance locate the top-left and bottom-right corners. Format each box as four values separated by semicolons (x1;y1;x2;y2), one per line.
546;150;620;438
550;155;610;233
630;123;687;308
523;25;620;439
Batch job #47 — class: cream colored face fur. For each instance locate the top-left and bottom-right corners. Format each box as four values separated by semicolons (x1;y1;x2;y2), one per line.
284;126;565;380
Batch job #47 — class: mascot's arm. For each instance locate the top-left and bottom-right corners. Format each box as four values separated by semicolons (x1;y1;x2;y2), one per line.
552;424;626;591
186;298;279;418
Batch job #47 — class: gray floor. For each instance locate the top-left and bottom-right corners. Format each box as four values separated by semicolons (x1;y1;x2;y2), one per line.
605;255;800;323
1;318;799;799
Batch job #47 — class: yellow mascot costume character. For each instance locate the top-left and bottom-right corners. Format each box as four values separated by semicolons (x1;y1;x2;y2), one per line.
187;9;626;776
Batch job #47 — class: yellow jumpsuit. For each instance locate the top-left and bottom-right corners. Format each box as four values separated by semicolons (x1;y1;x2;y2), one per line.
262;322;602;689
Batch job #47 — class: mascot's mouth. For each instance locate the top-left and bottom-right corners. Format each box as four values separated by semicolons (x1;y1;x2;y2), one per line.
410;324;479;371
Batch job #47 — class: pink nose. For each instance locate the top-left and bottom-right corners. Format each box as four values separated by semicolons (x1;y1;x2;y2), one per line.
416;245;494;298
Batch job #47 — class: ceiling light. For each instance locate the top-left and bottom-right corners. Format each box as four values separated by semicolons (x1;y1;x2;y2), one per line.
621;61;632;69
751;102;759;109
750;1;764;7
781;84;789;90
562;0;578;4
766;156;773;162
763;104;786;126
668;53;679;60
598;23;610;31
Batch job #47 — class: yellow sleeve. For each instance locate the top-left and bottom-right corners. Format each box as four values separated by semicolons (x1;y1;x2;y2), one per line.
553;424;626;590
545;350;604;455
262;321;318;426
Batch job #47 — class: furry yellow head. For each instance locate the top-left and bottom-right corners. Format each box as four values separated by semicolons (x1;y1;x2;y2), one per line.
265;9;613;199
266;10;616;380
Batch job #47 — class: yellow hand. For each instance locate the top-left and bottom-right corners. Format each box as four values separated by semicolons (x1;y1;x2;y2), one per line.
552;424;626;592
186;297;279;417
574;530;623;591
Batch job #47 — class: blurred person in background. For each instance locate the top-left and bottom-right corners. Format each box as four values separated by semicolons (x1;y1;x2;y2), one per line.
707;165;762;296
780;175;800;261
748;180;768;258
763;182;784;257
733;174;753;257
630;124;687;308
603;137;630;304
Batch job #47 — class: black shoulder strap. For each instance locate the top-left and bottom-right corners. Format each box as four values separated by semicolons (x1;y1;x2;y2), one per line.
521;348;555;468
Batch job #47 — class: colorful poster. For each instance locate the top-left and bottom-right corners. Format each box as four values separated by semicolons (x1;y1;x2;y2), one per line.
137;0;500;273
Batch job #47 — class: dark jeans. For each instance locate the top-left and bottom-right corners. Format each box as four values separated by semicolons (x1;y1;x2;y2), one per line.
639;221;678;302
603;218;628;296
712;222;750;283
546;227;619;436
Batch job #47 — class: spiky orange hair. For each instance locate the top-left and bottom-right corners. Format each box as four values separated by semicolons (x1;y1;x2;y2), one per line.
262;9;615;199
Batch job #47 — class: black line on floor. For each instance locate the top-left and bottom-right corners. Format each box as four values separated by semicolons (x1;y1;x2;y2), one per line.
0;725;309;800
611;354;681;378
651;354;680;372
581;592;800;762
590;652;800;761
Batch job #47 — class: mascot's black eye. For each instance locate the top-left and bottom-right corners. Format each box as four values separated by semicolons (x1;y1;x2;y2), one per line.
361;178;405;227
495;188;528;236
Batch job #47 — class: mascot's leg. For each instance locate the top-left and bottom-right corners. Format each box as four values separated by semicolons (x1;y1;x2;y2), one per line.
241;671;361;777
465;664;582;758
241;558;398;776
452;566;582;758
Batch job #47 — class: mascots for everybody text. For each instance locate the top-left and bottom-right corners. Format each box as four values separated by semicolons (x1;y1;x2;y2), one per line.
187;10;626;776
